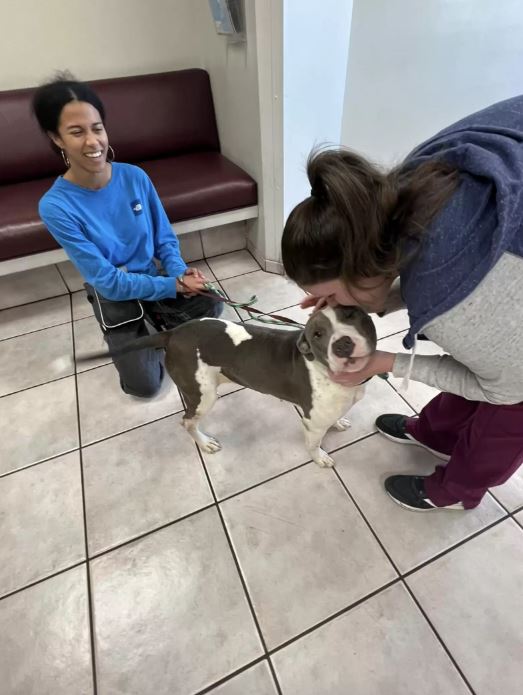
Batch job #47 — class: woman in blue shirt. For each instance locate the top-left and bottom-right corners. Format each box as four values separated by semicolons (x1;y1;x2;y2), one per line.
33;75;221;397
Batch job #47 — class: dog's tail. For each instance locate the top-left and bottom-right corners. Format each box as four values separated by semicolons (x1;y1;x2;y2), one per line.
75;330;174;364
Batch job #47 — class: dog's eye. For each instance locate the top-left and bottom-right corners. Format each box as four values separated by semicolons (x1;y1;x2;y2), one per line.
313;330;323;339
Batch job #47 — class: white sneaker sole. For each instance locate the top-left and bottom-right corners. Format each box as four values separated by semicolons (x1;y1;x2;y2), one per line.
385;490;464;512
378;429;451;462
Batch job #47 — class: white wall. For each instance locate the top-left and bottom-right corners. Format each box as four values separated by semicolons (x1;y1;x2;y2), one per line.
283;0;353;219
342;0;523;166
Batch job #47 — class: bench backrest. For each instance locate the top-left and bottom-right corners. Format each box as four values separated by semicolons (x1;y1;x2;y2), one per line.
0;68;220;185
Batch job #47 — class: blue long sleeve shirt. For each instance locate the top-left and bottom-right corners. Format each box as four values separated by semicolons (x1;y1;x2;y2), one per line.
39;162;187;300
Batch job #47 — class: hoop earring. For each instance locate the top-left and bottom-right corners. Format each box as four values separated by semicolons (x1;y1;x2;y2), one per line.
107;145;115;163
60;149;70;168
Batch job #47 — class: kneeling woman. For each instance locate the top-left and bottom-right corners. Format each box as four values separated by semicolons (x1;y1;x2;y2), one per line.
33;75;221;397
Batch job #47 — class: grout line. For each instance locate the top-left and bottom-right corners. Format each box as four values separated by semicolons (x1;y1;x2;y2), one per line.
194;446;276;673
0;447;79;480
69;294;99;695
267;657;284;695
401;514;510;579
386;378;423;414
268;577;401;655
0;317;73;343
330;465;497;695
192;657;268;695
54;261;72;291
0;371;74;400
0;290;71;313
401;581;476;694
79;404;186;449
0;560;86;603
88;502;216;561
332;467;401;574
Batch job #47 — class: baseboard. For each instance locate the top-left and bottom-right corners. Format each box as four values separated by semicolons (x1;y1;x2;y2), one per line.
265;258;284;275
0;208;257;277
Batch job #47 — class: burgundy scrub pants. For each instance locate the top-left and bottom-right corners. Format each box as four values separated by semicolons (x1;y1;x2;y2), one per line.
406;393;523;509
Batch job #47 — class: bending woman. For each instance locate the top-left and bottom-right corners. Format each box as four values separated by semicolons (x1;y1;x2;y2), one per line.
282;96;523;512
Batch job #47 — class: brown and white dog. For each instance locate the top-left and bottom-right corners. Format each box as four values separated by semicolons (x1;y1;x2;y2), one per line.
80;306;377;467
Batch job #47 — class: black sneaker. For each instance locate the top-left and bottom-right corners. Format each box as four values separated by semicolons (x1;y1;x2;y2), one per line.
384;475;464;511
375;414;450;461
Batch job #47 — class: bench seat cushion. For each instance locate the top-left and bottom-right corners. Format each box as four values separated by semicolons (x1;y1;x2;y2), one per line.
0;153;257;262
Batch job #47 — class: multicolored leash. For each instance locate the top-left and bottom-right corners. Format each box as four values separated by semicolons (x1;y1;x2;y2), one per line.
179;279;306;328
183;280;389;380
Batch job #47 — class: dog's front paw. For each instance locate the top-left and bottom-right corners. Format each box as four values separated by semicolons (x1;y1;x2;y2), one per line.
199;434;222;454
313;448;335;468
333;417;351;431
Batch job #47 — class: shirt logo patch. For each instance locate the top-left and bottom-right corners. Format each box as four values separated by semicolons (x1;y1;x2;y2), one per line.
131;199;143;216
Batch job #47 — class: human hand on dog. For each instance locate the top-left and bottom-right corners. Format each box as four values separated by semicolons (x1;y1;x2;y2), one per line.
300;295;336;313
329;350;396;386
176;267;208;297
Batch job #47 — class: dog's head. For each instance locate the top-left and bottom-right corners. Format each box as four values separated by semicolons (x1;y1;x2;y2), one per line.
296;305;377;373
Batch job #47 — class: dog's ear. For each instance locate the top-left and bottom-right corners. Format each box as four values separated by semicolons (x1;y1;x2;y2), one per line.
296;331;314;360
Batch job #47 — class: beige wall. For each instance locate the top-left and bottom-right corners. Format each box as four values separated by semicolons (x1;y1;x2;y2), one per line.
0;0;211;89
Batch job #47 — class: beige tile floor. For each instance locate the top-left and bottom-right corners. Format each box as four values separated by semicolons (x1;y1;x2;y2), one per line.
0;251;522;695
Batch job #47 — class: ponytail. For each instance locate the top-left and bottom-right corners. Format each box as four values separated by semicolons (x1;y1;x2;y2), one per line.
282;147;459;287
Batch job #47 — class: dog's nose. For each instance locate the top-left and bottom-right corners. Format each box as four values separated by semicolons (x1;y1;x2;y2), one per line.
332;336;355;357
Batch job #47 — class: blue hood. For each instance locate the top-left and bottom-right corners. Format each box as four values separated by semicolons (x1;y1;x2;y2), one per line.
400;95;523;349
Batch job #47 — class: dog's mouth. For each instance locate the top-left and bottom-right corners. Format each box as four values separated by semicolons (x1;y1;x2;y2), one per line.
328;334;375;373
331;353;372;373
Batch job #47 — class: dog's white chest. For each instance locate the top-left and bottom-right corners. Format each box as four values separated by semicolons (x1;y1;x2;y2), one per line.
304;359;363;426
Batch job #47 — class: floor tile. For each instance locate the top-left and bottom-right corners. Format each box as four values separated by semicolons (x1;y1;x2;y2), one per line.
77;362;183;445
72;290;94;320
272;583;469;695
189;258;216;280
379;332;443;412
245;304;309;330
178;230;204;262
0;323;74;397
221;464;396;648
372;308;409;339
0;295;71;341
208;662;278;695
515;509;523;526
0;377;78;476
91;508;262;695
56;260;85;292
198;388;309;499
207;250;261;280
0;565;92;695
490;466;523;512
407;520;523;695
221;270;305;318
321;377;414;453
201;223;246;257
220;302;242;322
0;265;67;310
73;316;111;372
83;414;212;555
335;435;505;572
0;452;84;597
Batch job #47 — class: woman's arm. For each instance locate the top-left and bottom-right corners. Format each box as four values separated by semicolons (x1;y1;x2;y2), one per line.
40;201;177;301
145;176;188;279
